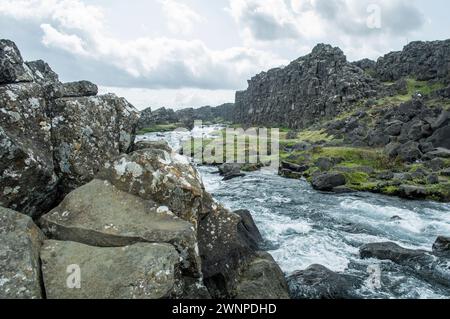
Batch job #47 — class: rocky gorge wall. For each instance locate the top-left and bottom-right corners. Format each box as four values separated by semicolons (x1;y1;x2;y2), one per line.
234;40;450;129
0;39;289;299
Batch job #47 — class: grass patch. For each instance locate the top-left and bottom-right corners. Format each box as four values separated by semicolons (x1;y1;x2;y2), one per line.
138;124;180;134
297;130;334;143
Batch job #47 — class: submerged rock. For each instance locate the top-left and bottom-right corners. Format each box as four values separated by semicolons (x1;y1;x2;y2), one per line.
433;236;450;257
287;264;359;299
0;83;59;217
218;163;245;181
40;241;181;299
0;207;45;299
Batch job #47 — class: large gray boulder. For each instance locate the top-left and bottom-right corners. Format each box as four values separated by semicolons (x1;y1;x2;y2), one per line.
49;94;139;194
0;207;45;299
40;240;181;299
97;149;205;226
234;252;290;299
59;81;98;98
0;40;33;84
0;83;59;217
311;173;346;191
39;179;201;277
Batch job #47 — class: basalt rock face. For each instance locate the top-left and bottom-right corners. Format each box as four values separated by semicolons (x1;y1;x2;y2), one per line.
0;39;139;215
375;40;450;82
234;44;379;129
137;103;236;130
49;94;139;194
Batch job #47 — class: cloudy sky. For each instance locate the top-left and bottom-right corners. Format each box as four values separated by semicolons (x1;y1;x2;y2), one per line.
1;0;449;110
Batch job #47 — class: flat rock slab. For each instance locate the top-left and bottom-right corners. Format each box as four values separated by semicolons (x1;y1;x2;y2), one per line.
39;179;200;276
0;206;44;299
40;241;180;299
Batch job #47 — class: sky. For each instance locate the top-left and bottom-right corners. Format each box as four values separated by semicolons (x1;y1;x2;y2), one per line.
1;0;450;110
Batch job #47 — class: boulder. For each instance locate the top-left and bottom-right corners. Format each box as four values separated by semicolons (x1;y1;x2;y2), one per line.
360;242;450;287
235;252;290;299
311;173;346;191
0;40;33;84
40;240;181;299
218;163;245;181
315;158;334;171
432;236;450;257
97;149;204;226
427;125;450;149
385;120;403;136
0;207;44;299
424;158;446;171
49;94;139;194
198;202;257;298
234;210;264;250
26;60;60;86
425;147;450;159
281;161;309;173
287;264;359;299
397;141;422;162
385;142;402;158
39;179;201;277
398;185;428;199
59;81;98;97
0;83;59;217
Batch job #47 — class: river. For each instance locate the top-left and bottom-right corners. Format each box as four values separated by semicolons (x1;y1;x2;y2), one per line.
137;127;450;299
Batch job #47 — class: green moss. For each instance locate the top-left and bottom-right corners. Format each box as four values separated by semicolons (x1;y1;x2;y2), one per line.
297;130;334;143
138;124;180;134
343;171;370;185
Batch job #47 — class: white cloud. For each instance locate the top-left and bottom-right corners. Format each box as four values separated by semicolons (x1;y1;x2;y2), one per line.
159;0;204;35
0;0;286;90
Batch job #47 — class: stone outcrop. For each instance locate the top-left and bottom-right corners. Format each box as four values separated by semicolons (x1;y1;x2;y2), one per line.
360;242;450;288
234;44;379;129
375;40;450;82
41;241;181;299
0;207;45;299
0;39;139;215
0;40;33;84
287;264;360;299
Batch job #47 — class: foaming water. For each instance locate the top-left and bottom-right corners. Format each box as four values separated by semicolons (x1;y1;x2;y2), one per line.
140;128;450;299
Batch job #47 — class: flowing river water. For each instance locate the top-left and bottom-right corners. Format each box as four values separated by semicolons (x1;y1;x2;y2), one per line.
138;126;450;299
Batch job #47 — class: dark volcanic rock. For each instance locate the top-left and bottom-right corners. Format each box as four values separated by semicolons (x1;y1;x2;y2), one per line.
0;83;59;217
234;44;379;129
397;141;422;162
432;236;450;257
59;81;98;97
50;94;139;194
235;252;290;299
360;242;450;288
287;264;359;299
311;173;346;191
218;163;245;181
375;40;450;81
234;209;264;250
0;40;33;84
0;206;45;299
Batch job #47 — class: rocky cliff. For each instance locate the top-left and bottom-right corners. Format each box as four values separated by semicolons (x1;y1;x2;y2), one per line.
0;39;289;299
234;40;450;129
234;44;380;128
137;103;235;130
